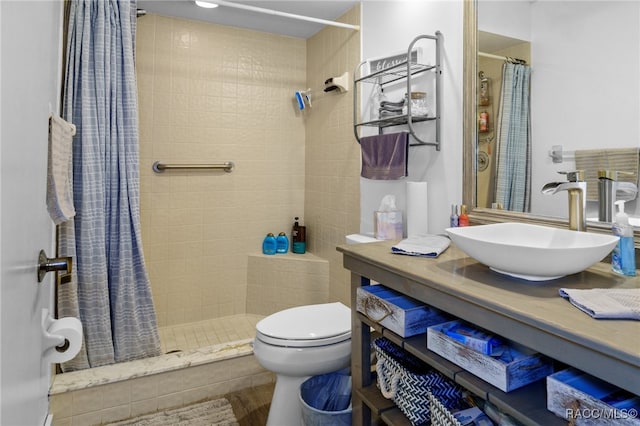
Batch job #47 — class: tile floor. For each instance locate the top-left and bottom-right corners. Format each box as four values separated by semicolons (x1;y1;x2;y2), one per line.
158;314;263;353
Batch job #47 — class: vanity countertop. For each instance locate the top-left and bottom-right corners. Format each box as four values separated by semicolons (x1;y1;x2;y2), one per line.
338;240;640;395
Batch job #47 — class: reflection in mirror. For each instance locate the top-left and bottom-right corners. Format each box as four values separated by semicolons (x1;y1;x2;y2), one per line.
463;0;640;244
477;31;531;212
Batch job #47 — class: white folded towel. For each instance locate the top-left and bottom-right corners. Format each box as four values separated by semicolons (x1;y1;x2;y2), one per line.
391;234;450;258
559;288;640;320
47;115;76;224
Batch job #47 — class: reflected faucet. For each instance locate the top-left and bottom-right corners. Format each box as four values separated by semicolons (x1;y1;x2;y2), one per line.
542;171;587;231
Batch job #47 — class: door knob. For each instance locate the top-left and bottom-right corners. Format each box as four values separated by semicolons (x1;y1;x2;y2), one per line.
37;250;72;283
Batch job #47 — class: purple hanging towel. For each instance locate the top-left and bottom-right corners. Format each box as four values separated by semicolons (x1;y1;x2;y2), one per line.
360;132;409;180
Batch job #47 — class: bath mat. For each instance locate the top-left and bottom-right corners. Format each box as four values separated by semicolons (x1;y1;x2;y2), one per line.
106;398;239;426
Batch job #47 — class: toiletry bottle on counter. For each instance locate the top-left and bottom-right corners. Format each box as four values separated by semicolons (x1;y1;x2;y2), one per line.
450;204;459;227
611;200;636;276
276;232;289;254
262;233;277;255
291;217;306;254
459;205;469;227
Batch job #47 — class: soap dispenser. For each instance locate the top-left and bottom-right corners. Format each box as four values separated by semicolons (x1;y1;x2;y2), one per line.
611;200;636;276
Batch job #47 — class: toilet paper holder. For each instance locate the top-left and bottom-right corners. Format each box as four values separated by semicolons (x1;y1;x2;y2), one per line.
37;249;72;283
41;308;83;364
42;309;67;351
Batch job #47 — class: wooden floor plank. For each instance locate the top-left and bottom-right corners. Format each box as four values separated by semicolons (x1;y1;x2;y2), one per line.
226;382;275;426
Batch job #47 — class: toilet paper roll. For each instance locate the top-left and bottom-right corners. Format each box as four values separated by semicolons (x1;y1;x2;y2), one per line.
406;182;428;237
44;317;83;364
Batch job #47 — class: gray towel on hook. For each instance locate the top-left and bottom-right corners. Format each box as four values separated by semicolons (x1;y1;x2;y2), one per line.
360;132;409;180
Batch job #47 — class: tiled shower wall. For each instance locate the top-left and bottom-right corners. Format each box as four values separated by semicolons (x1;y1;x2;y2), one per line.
305;6;362;305
136;7;361;327
136;15;307;327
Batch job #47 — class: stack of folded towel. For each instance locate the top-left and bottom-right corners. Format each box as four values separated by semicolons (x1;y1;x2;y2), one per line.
391;234;451;258
379;99;406;118
559;288;640;320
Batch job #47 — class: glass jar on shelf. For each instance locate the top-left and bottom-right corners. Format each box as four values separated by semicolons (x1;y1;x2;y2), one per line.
407;91;428;116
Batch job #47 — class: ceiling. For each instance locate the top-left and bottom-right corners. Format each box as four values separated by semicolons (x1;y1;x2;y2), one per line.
136;0;359;39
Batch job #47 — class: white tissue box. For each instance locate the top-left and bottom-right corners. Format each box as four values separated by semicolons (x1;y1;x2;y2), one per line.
374;211;403;240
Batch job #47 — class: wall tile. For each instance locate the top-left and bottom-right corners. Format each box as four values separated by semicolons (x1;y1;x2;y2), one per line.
137;8;360;325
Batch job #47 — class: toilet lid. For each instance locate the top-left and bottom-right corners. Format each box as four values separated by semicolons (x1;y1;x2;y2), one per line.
256;302;351;347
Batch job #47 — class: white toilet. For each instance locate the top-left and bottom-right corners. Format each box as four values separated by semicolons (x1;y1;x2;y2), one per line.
253;302;352;426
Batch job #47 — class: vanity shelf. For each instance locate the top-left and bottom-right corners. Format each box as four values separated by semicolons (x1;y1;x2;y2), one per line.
338;241;640;426
356;312;563;426
353;32;442;149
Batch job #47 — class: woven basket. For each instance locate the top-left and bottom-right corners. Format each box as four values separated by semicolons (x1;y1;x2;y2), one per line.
373;337;464;425
428;391;464;426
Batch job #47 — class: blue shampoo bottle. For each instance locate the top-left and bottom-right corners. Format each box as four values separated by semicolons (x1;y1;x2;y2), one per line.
276;232;289;254
262;233;277;255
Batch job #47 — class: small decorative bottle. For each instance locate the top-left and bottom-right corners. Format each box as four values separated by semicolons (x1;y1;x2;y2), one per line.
262;233;277;255
450;204;459;227
458;205;469;227
276;232;289;254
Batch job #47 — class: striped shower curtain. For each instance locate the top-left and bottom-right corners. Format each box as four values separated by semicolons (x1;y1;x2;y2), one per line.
494;63;531;212
57;0;161;371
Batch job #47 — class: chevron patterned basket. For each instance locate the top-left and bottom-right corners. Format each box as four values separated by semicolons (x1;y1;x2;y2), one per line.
373;337;465;425
429;391;464;426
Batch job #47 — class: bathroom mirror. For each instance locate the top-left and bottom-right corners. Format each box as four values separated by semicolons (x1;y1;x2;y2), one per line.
463;0;640;244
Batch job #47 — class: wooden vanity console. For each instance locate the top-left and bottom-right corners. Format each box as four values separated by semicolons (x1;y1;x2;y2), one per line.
338;241;639;426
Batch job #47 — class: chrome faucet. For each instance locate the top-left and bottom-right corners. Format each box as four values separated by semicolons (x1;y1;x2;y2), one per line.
542;171;587;231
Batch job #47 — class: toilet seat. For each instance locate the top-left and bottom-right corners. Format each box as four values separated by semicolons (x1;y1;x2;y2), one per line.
256;302;351;348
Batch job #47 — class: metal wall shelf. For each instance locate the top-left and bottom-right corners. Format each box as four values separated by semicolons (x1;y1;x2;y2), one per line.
353;32;442;150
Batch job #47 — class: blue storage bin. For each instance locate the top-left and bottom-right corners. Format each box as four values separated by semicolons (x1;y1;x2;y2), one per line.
356;284;450;337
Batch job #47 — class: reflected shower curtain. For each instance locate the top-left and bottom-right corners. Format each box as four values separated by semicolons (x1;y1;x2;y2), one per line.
57;0;160;371
494;63;531;212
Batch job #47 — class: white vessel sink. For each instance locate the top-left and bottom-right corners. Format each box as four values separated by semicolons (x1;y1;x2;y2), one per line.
445;223;619;281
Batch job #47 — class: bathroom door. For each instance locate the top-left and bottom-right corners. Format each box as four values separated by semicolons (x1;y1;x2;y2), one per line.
1;1;64;425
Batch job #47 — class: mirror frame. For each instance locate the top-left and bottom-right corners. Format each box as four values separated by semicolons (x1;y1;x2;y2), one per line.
462;0;640;247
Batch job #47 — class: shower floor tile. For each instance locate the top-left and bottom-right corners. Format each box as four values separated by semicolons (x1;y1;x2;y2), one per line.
51;313;266;394
158;314;263;354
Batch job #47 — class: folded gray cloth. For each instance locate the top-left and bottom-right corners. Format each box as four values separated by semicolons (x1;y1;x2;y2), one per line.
360;132;409;180
391;234;450;258
379;105;404;113
559;288;640;320
380;99;406;108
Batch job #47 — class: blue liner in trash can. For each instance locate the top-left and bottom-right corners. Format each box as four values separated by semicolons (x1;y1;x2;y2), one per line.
299;371;352;426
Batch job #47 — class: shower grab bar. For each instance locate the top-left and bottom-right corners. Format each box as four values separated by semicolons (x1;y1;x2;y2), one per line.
152;161;235;173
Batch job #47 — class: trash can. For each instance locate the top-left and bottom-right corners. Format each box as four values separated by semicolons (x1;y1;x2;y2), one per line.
299;371;352;426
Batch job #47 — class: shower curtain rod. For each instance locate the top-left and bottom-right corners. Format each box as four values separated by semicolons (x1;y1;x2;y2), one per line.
478;51;526;64
210;0;360;31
